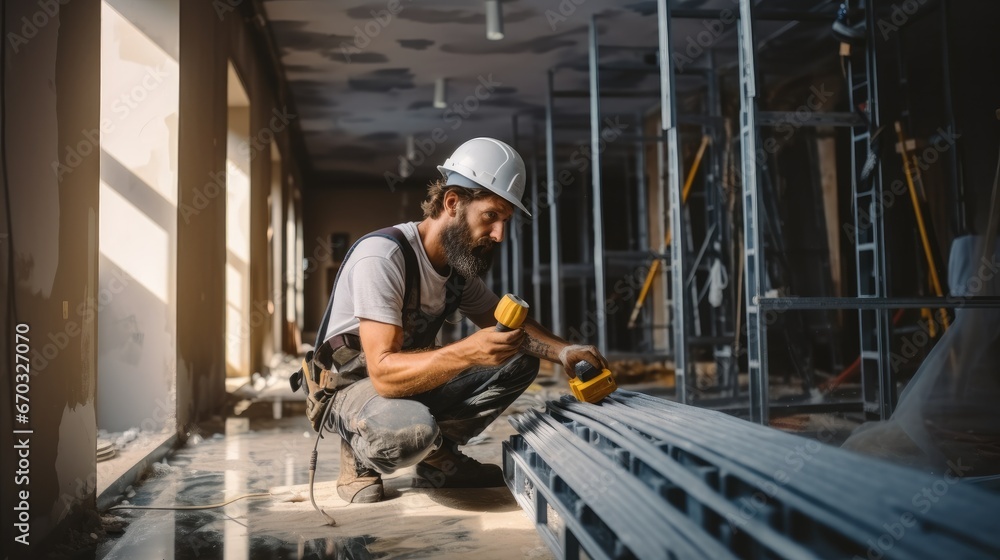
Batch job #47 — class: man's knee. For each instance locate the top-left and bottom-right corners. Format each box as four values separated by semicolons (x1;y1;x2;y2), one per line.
359;401;441;471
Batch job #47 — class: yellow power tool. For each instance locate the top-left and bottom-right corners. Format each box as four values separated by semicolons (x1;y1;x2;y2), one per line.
494;293;530;331
569;361;617;404
494;294;617;404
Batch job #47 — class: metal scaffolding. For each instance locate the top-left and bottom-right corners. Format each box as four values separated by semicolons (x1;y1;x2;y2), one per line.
545;69;564;338
736;0;768;423
848;0;894;421
657;0;689;402
589;16;609;355
497;0;998;424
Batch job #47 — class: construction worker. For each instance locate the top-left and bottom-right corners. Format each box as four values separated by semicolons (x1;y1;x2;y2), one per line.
310;137;609;503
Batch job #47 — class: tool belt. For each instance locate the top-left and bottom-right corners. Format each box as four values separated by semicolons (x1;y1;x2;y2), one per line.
290;333;366;432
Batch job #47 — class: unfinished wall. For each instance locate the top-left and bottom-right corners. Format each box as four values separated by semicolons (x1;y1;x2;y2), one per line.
175;0;229;431
0;0;102;555
0;0;306;554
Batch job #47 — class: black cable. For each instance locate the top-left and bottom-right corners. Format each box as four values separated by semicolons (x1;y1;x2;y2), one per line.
108;492;272;511
309;399;337;526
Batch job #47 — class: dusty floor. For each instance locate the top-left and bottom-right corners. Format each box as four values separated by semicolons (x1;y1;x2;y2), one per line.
96;389;558;560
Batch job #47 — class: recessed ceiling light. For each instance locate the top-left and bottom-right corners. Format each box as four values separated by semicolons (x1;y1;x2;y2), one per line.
486;0;504;40
406;135;416;160
434;78;447;109
399;155;413;178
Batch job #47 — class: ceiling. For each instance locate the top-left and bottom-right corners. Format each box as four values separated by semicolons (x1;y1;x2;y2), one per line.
260;0;839;187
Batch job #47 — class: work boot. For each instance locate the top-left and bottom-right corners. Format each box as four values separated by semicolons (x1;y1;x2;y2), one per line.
414;440;506;488
336;439;384;504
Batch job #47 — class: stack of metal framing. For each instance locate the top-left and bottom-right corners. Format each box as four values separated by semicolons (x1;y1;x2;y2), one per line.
503;391;1000;559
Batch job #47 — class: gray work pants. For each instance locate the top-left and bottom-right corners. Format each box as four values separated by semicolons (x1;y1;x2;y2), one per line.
324;353;540;474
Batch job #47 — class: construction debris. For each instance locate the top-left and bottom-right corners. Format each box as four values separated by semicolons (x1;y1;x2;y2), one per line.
607;359;675;385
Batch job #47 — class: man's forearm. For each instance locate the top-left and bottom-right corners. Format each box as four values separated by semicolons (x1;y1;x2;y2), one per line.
520;318;610;378
521;318;568;363
369;345;469;397
363;320;525;398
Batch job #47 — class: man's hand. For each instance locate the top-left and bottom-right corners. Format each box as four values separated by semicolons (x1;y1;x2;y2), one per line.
557;345;609;378
458;327;525;365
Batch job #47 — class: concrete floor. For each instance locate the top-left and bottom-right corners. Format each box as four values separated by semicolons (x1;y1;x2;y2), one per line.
93;357;868;559
96;396;555;560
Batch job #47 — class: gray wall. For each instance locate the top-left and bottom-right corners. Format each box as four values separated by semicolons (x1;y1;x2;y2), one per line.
176;0;307;427
1;0;102;554
0;0;308;554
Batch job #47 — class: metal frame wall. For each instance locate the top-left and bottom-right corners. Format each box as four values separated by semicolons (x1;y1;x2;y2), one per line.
588;16;609;355
649;0;891;422
529;7;738;386
732;0;999;423
704;51;739;398
657;0;689;402
735;0;892;423
538;24;675;357
545;70;564;337
504;1;996;422
736;0;768;423
846;0;893;420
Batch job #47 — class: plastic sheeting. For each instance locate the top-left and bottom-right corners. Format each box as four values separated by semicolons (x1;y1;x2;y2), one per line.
842;236;1000;477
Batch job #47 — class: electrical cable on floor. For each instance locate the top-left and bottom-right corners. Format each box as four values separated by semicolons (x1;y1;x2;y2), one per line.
309;398;338;526
107;493;273;511
106;405;348;522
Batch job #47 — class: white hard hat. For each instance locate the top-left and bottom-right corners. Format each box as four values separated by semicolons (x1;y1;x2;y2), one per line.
437;137;531;217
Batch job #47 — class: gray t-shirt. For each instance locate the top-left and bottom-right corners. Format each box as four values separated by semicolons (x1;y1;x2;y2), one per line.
321;221;499;345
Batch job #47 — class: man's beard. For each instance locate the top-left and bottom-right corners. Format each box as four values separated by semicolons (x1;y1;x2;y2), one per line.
441;209;496;279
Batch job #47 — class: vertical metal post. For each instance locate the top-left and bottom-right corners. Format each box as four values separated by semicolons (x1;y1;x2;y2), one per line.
658;0;687;403
738;0;769;424
589;15;608;355
580;171;591;322
849;0;894;420
546;70;564;337
510;114;522;298
657;120;671;356
531;123;543;322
